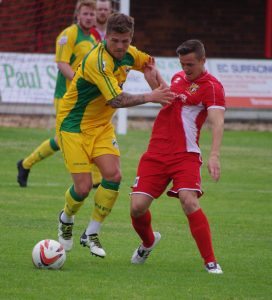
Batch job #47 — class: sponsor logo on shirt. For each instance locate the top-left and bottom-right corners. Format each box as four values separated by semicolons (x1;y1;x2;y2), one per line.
59;36;68;45
175;93;187;103
173;77;182;83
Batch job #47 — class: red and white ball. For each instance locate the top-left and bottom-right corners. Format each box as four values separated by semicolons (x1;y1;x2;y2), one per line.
32;239;66;270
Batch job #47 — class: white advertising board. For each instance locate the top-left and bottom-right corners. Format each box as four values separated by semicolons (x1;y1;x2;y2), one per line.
207;59;272;108
0;53;56;104
1;52;272;108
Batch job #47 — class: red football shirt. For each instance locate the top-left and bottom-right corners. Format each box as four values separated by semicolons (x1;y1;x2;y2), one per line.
90;27;105;42
147;71;225;154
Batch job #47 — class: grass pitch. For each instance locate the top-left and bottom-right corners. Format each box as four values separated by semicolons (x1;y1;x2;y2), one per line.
0;126;271;299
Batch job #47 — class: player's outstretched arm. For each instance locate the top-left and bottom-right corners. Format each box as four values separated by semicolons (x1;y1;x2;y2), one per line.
108;85;174;108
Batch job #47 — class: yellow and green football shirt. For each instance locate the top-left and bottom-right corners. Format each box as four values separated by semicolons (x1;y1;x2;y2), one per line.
57;41;151;133
54;24;97;99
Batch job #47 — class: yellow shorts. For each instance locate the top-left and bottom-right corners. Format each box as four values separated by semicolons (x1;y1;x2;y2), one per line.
58;123;120;173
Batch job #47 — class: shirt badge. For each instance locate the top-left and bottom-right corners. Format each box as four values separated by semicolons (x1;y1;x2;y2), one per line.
187;83;199;94
59;36;68;45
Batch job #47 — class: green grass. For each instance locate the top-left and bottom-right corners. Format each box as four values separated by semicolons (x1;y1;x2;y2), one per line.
0;126;271;299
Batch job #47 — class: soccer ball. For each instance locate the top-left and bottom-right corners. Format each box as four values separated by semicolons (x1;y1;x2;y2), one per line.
32;239;66;270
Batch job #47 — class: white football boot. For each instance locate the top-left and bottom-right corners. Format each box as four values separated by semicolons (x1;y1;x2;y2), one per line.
205;262;223;274
131;232;161;264
80;231;106;258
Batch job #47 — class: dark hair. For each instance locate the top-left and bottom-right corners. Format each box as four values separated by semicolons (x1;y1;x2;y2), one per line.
176;39;205;59
106;13;134;35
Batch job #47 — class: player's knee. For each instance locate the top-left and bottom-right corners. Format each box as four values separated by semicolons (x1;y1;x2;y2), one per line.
112;168;122;182
179;190;199;214
74;183;91;198
104;170;122;183
76;189;90;199
130;200;146;217
113;171;122;183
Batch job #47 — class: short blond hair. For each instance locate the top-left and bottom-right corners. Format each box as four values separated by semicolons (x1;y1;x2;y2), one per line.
75;0;96;15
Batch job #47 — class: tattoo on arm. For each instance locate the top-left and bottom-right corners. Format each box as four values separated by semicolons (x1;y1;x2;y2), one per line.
108;92;146;108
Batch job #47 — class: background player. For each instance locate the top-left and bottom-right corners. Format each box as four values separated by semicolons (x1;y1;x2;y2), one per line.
90;0;112;42
17;0;102;188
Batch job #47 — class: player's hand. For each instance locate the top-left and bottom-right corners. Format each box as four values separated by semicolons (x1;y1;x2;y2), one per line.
207;155;221;181
147;84;174;105
144;57;157;83
143;57;155;70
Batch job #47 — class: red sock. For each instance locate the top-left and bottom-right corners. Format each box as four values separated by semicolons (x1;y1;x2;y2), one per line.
131;210;155;248
187;208;216;264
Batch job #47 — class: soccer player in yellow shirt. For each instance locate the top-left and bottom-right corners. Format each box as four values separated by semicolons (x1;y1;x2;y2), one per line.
56;12;174;257
17;0;102;188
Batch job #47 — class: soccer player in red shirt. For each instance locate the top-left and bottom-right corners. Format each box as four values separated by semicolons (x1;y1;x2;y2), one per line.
130;39;225;274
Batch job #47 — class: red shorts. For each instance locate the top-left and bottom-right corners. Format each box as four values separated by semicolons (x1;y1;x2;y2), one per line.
131;152;203;199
